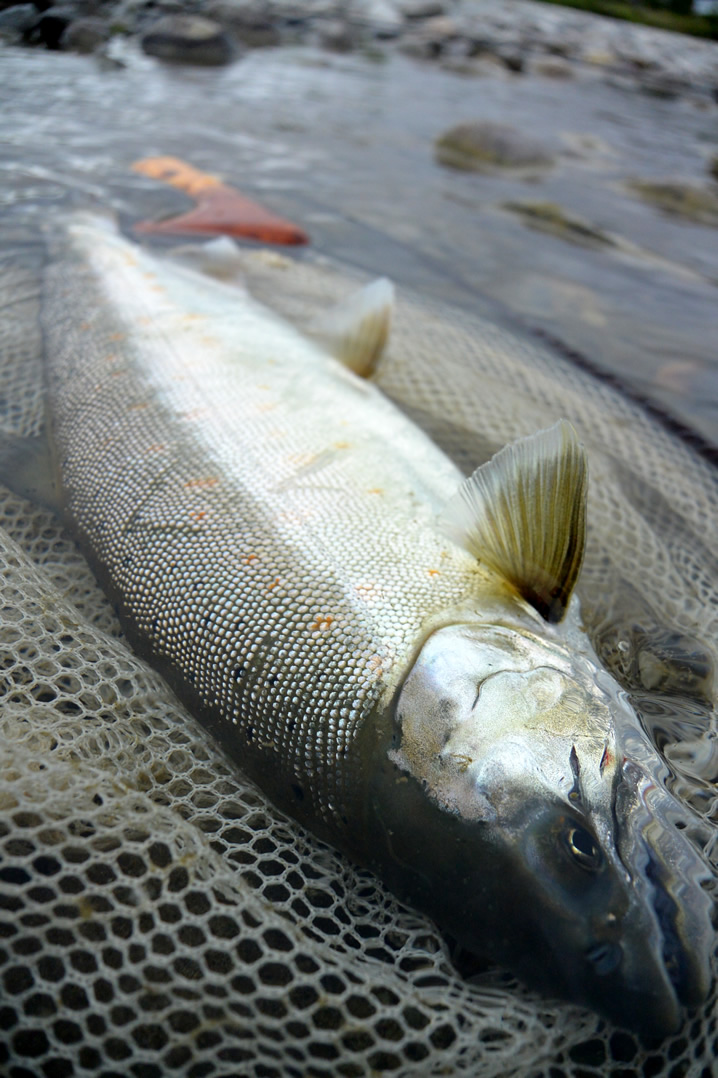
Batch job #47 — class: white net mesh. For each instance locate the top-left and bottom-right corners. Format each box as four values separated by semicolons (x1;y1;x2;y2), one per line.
0;237;716;1077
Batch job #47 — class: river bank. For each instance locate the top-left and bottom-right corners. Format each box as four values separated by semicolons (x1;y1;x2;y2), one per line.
2;0;718;98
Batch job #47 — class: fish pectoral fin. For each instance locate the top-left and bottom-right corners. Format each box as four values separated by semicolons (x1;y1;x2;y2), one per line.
0;429;61;512
444;419;587;623
309;278;395;378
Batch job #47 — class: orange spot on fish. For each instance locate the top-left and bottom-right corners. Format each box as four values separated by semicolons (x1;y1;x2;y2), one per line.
131;156;309;246
268;577;280;591
367;488;384;495
333;441;351;450
312;614;334;632
146;444;166;453
108;332;125;342
129;402;149;411
245;553;258;564
428;569;440;577
184;477;219;489
189;510;207;523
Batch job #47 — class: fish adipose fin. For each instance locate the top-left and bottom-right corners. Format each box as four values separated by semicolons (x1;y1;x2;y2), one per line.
445;419;587;623
310;278;395;378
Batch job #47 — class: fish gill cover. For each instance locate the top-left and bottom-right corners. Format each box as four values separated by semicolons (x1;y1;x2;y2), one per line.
0;232;716;1078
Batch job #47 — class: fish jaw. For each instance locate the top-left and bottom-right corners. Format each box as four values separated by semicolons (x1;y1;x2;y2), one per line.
357;612;714;1038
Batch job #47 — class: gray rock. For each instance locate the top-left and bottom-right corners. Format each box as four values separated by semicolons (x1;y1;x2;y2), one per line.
61;15;110;52
435;121;554;171
205;0;281;46
532;57;573;79
351;0;403;38
638;71;687;100
398;14;459;58
317;18;356;51
28;7;73;48
495;46;525;73
141;14;235;64
398;0;446;19
0;3;38;39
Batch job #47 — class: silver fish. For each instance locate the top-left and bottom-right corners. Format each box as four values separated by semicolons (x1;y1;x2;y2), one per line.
42;215;713;1038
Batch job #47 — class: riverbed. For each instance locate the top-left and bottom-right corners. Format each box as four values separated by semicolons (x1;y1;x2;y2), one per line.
2;24;717;444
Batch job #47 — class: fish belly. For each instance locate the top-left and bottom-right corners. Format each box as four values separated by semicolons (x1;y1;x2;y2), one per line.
43;218;478;839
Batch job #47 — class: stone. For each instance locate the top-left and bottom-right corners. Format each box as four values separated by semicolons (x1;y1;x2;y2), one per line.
637;71;687;100
351;0;403;39
627;180;718;227
317;18;356;51
29;8;73;48
532;57;573;79
141;14;235;64
502;201;614;248
61;15;110;52
398;14;459;58
398;0;445;19
205;0;281;47
435;121;554;172
0;3;38;39
495;46;525;73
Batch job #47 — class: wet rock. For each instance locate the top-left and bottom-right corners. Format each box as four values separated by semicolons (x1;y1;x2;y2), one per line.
503;201;614;248
317;18;355;51
496;47;524;73
205;0;281;48
141;14;235;64
0;3;38;39
637;69;688;99
29;7;73;48
627;180;718;227
398;14;459;58
440;51;507;78
61;15;110;52
435;121;554;172
582;49;616;68
532;57;573;79
351;0;403;38
398;0;445;18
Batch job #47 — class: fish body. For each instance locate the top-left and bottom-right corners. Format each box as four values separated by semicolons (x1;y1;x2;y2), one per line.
43;216;713;1037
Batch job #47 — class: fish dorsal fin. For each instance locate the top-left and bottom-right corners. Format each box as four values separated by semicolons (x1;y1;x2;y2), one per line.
310;278;395;378
445;420;587;623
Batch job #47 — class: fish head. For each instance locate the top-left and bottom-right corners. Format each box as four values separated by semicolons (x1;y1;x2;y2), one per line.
372;613;714;1038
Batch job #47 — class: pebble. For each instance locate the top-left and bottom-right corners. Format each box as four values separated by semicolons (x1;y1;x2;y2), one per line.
0;0;715;97
141;14;235;64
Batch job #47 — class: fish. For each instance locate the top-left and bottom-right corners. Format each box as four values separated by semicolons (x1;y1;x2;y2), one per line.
40;214;714;1039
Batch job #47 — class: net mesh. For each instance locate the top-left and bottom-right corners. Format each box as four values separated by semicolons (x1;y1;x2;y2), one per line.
0;238;716;1078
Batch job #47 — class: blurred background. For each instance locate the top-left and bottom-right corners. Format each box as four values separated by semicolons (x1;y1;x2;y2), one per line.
2;0;718;446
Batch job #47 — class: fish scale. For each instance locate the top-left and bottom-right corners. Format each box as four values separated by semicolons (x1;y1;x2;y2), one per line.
43;217;484;835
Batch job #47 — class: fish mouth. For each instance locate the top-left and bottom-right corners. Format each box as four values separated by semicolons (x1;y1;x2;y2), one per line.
645;848;708;1013
612;756;714;1036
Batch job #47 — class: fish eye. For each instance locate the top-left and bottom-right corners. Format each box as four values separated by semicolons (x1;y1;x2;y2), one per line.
562;824;602;872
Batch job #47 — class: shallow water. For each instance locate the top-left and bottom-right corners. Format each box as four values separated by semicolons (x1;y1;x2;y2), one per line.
1;38;717;444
